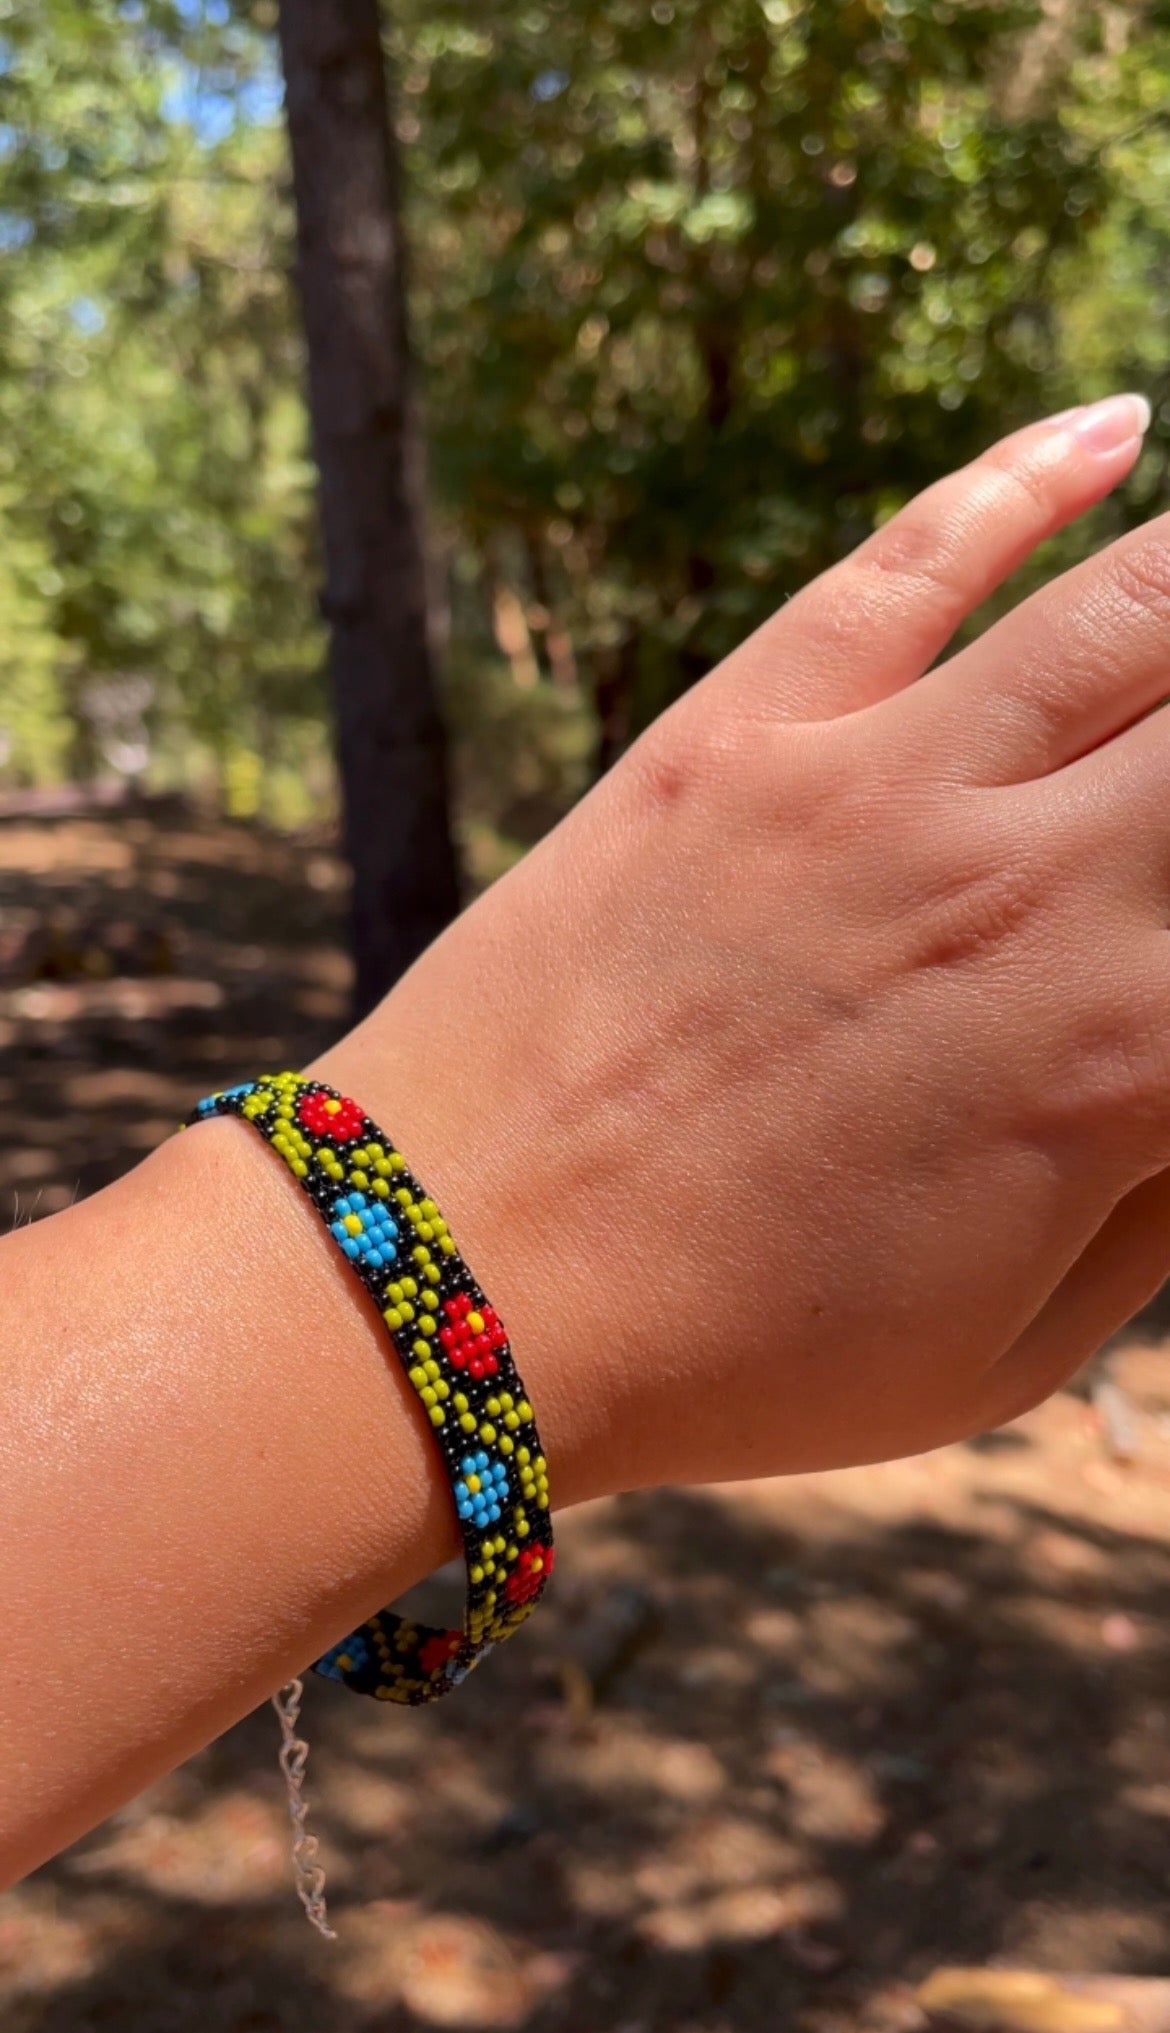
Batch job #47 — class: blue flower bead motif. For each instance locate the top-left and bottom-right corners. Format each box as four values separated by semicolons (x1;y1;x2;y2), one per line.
195;1082;254;1115
316;1628;371;1682
454;1450;508;1529
329;1191;399;1272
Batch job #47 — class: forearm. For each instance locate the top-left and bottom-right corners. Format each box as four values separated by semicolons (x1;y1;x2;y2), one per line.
9;396;1170;1890
0;1027;571;1884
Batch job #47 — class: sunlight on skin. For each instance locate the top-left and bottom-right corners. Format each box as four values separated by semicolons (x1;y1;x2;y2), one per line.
6;397;1170;1889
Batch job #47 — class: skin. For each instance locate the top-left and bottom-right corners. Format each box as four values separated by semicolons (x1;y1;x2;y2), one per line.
5;391;1170;1885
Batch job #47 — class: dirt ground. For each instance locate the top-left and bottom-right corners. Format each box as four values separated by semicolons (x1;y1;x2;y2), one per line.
2;801;1170;2033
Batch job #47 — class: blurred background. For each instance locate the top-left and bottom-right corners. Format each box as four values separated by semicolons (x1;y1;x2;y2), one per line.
4;2;1170;2029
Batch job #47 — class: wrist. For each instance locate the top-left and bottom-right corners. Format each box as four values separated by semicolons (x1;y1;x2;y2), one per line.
0;1115;458;1880
311;909;630;1519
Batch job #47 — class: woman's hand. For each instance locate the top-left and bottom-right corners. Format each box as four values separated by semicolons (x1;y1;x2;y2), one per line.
321;391;1170;1499
7;394;1168;1882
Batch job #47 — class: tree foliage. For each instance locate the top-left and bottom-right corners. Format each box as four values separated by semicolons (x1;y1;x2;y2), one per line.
0;0;323;811
0;1;1168;838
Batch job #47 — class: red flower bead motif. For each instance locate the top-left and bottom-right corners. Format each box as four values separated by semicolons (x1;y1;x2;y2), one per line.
504;1542;555;1607
419;1629;463;1676
438;1291;506;1379
298;1088;366;1142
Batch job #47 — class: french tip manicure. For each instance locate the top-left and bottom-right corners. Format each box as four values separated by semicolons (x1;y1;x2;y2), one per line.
1066;390;1152;454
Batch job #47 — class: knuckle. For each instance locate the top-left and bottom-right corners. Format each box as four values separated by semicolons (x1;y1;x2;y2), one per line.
911;868;1038;972
625;723;695;815
978;439;1056;519
856;442;1053;605
1104;535;1170;627
855;506;959;601
621;699;745;819
900;807;1047;976
1046;982;1170;1145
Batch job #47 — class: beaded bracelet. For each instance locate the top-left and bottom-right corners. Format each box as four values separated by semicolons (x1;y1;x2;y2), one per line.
186;1071;555;1706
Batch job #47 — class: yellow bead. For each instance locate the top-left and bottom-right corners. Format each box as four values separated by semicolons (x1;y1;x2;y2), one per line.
402;1278;418;1299
428;1405;446;1426
387;1282;404;1305
421;1386;437;1406
470;1565;484;1584
435;1379;450;1401
384;1308;403;1331
465;1473;481;1494
419;1314;436;1336
460;1413;476;1433
424;1359;440;1380
419;1197;437;1218
467;1310;485;1334
350;1169;369;1190
479;1423;496;1444
516;1518;530;1538
453;1392;469;1413
424;1265;441;1285
389;1152;406;1171
439;1237;457;1255
499;1435;514;1456
324;1098;341;1116
395;1187;411;1206
292;1159;308;1178
535;1455;546;1474
517;1401;533;1422
373;1178;390;1198
413;1339;431;1359
412;1246;430;1265
486;1396;501;1417
408;1366;426;1387
344;1214;363;1237
417;1222;434;1242
504;1411;520;1431
517;1446;531;1465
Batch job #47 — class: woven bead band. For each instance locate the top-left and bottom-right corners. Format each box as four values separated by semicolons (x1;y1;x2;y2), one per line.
186;1071;554;1704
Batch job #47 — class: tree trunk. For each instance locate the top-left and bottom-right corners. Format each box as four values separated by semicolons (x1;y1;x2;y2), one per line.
276;0;460;1019
592;633;636;777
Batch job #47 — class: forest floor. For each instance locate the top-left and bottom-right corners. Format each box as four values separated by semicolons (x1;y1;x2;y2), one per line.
2;800;1170;2033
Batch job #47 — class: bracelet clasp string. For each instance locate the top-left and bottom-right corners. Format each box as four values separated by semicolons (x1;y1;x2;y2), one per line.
271;1679;336;1939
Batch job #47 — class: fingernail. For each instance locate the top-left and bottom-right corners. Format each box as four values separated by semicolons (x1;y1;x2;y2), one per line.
1067;391;1152;453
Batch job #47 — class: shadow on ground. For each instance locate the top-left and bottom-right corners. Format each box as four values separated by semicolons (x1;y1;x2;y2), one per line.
2;803;1169;2033
0;798;349;1215
11;1481;1170;2033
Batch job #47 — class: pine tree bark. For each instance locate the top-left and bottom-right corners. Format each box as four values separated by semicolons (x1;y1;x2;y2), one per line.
276;0;460;1018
